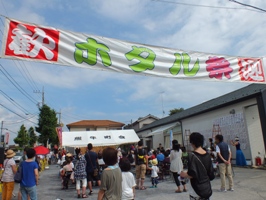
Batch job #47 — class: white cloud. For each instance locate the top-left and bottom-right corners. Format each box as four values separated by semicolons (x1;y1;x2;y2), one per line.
88;0;148;23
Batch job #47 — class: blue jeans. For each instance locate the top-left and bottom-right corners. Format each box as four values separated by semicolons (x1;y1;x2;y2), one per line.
20;185;37;200
151;177;158;185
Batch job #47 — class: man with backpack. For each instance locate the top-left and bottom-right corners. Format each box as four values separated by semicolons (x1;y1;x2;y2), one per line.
134;141;148;190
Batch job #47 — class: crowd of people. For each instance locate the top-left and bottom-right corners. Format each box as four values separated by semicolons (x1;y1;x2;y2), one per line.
0;132;246;200
1;148;39;200
55;132;245;200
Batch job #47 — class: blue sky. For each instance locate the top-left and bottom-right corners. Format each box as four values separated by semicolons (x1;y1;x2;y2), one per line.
0;0;265;144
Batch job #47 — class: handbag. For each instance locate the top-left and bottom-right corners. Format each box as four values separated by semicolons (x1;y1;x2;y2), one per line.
190;153;213;199
88;152;98;177
14;162;23;183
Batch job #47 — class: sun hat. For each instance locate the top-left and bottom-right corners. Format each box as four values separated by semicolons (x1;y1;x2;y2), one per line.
152;159;158;166
66;153;72;157
5;149;16;158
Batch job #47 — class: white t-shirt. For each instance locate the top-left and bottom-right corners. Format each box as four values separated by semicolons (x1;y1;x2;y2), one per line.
121;172;136;200
151;166;159;178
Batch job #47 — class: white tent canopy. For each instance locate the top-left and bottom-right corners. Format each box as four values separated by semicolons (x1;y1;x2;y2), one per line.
62;129;140;147
145;123;178;137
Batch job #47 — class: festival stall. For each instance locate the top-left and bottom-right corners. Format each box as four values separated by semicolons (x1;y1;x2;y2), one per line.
62;129;140;149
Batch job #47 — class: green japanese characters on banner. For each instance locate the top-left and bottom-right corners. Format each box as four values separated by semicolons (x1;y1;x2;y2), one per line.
74;38;112;67
170;53;200;77
1;18;265;84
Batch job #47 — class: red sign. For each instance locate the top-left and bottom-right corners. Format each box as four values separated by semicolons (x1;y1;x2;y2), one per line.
56;127;62;147
238;58;265;82
5;20;59;61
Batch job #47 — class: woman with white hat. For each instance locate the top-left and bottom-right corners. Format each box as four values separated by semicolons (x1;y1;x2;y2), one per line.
2;149;17;200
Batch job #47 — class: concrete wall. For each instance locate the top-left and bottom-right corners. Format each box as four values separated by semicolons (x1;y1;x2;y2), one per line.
244;104;265;165
69;127;121;132
182;98;262;165
69;127;87;132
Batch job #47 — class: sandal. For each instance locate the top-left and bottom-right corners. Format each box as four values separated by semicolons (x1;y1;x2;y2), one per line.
140;186;147;190
77;194;81;198
82;194;88;198
89;191;93;195
175;190;182;193
135;186;139;190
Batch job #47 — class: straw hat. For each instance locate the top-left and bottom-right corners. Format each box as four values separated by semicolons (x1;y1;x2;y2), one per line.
5;149;16;158
151;159;158;166
66;153;72;157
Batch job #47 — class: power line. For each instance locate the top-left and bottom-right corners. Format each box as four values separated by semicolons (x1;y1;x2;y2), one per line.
0;103;37;125
0;64;38;104
151;0;264;13
0;0;8;17
0;89;32;114
229;0;266;13
3;114;38;125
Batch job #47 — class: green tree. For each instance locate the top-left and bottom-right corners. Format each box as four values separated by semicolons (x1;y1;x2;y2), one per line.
28;127;38;147
14;124;29;147
169;108;185;116
36;104;58;147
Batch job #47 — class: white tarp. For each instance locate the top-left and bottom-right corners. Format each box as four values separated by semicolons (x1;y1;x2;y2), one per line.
62;129;140;147
146;123;177;137
1;18;266;84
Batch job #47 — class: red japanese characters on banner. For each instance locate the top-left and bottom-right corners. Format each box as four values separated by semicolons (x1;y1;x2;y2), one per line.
206;57;233;80
5;20;59;61
238;58;265;82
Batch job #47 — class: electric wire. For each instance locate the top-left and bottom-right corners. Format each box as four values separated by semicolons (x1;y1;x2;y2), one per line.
0;89;32;114
0;103;37;125
229;0;266;13
0;64;38;104
151;0;264;13
3;114;38;125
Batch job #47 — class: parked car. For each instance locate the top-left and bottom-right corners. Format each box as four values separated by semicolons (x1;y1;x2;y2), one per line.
14;152;23;163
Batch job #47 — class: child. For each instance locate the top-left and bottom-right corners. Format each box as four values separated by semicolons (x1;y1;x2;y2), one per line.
98;148;122;200
149;159;159;188
119;158;136;200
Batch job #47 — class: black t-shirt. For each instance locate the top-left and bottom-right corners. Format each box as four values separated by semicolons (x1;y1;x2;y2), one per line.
134;148;147;165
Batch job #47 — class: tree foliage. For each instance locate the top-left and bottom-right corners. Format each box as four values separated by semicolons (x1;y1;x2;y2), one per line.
28;127;38;147
35;104;58;147
14;124;29;147
169;108;185;116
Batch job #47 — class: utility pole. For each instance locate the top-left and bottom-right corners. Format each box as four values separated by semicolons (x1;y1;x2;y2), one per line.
56;110;62;126
42;86;44;106
34;86;45;108
0;121;3;147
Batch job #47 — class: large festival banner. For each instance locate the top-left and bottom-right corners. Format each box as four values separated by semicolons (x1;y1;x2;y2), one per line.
1;18;265;83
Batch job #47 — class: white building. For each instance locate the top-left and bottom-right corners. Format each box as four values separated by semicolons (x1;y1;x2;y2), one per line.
66;120;124;132
137;84;266;165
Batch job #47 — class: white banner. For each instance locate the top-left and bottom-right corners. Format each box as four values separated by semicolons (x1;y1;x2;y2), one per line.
62;130;140;147
1;18;265;83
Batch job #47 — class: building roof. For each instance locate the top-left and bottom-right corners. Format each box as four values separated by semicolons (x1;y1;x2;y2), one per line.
138;84;266;132
66;120;125;129
133;114;159;125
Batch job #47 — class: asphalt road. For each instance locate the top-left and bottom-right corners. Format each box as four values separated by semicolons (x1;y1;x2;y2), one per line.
4;165;266;200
